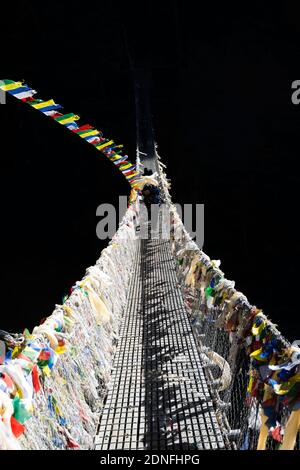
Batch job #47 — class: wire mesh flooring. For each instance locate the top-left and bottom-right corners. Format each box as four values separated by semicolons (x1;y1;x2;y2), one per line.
94;233;225;450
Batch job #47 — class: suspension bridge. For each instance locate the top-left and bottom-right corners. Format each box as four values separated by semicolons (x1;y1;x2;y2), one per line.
0;77;299;451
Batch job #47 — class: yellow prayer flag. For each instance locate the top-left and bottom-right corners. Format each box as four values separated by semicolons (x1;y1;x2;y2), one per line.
79;129;100;138
96;140;114;150
58;115;80;125
120;162;131;169
55;345;67;355
0;81;23;91
32;99;56;109
43;365;51;376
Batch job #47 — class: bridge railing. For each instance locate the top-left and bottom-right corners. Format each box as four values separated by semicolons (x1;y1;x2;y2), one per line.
0;202;139;450
155;148;300;450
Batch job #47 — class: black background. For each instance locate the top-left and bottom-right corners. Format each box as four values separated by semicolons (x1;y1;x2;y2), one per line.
0;1;299;339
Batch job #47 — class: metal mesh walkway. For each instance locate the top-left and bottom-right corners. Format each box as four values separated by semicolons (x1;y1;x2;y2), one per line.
94;234;225;450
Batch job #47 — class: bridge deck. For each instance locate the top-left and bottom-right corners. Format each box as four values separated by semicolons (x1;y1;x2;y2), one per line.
94;234;225;450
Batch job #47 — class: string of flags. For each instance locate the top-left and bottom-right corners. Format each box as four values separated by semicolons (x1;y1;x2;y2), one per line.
0;78;142;450
0;79;142;190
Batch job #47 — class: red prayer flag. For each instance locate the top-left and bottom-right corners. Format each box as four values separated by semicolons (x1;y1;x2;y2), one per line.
32;365;41;393
39;350;51;361
10;416;25;438
50;112;63;119
73;124;94;132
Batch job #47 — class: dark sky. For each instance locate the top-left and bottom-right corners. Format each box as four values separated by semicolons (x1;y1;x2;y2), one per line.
1;2;300;340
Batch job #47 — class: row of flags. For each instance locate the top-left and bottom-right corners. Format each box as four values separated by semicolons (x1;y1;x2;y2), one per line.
0;79;141;189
